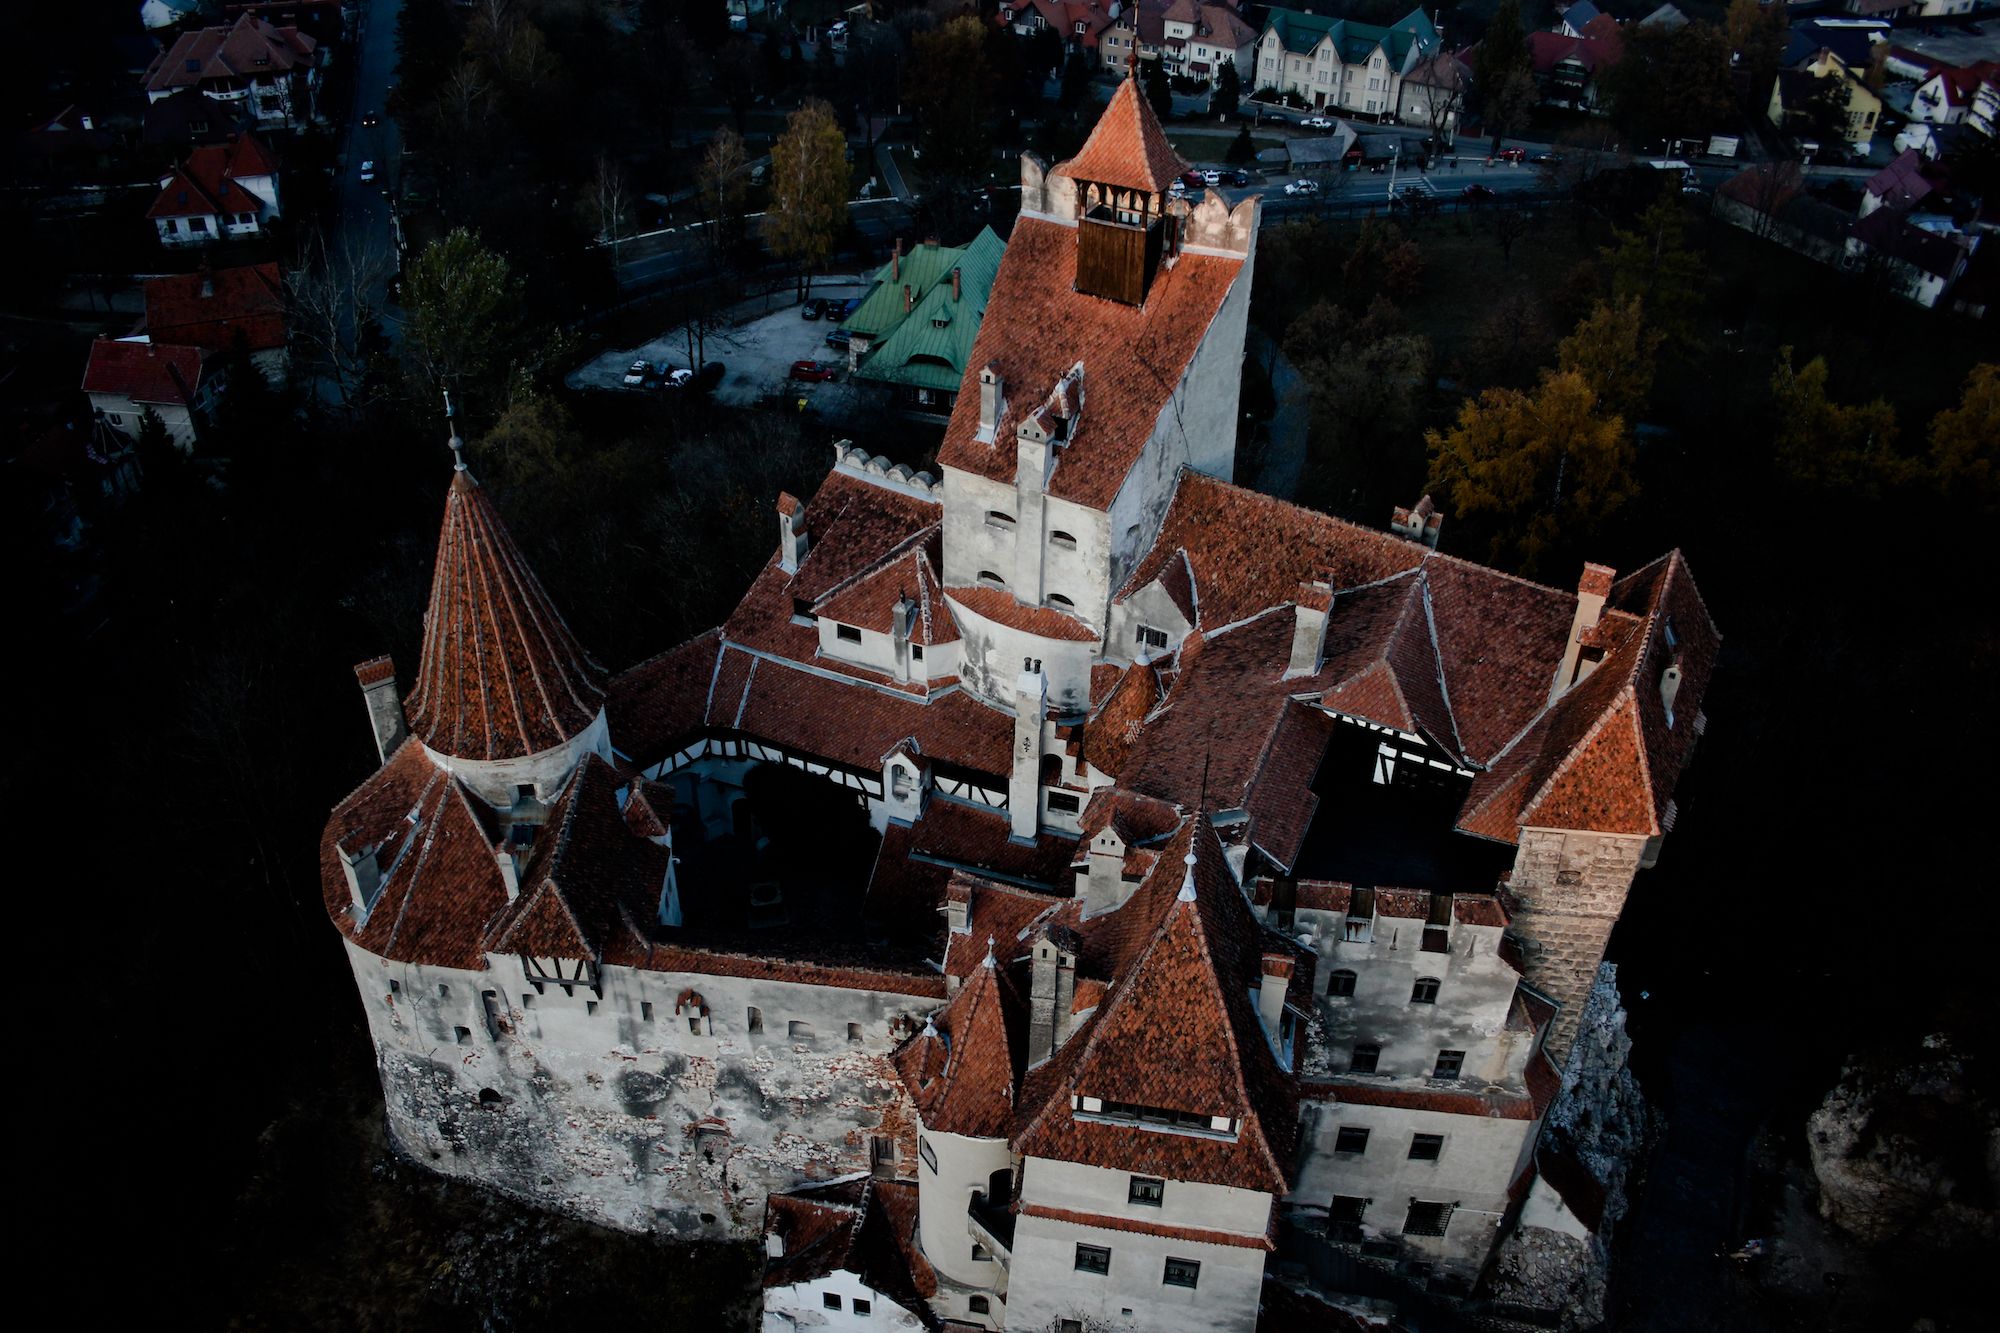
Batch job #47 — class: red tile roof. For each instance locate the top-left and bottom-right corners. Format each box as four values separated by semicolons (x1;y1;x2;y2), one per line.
144;14;316;94
1299;1078;1538;1120
938;220;1246;510
143;261;285;355
813;527;957;645
763;1178;938;1307
1056;75;1187;196
147;135;276;219
607;629;722;769
1241;702;1333;872
405;469;609;762
896;951;1019;1138
81;337;203;405
1080;660;1163;777
944;584;1103;642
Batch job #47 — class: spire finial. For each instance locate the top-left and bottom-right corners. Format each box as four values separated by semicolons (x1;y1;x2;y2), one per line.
1178;840;1198;903
444;390;466;472
983;935;997;969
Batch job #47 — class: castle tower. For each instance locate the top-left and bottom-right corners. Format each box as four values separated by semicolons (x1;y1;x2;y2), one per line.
403;432;611;807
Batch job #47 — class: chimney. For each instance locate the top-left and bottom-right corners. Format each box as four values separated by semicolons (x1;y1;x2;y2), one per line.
1009;663;1047;841
1552;563;1616;701
946;880;971;936
891;590;914;678
776;492;807;574
1015;408;1053;496
903;283;912;315
977;364;1004;442
1660;661;1684;724
1079;824;1129;918
1258;953;1294;1047
1026;926;1077;1066
1284;580;1332;679
952;265;962;302
765;1230;784;1259
353;656;406;764
338;839;381;921
495;843;521;901
198;260;214;299
892;237;901;281
1390;494;1442;547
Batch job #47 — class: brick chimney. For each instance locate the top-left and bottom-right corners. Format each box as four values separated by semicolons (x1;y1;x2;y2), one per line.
952;265;962;302
1284;579;1333;679
198;260;215;300
892;237;901;281
1552;563;1616;700
1009;663;1047;841
776;492;808;574
353;655;406;764
977;364;1004;442
1257;952;1294;1048
903;283;912;315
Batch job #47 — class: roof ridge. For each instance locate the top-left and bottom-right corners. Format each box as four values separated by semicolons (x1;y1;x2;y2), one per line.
1417;571;1468;761
1516;682;1657;836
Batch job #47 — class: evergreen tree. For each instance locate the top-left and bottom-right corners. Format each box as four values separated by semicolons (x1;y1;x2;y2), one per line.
1225;124;1257;165
1144;59;1174;124
1214;61;1241;119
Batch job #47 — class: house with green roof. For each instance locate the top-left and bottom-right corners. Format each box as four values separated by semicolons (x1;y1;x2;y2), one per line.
1252;6;1440;120
846;228;1005;416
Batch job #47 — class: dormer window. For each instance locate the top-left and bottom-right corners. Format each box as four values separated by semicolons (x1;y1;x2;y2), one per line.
978;570;1007;589
986;510;1016;530
1046;593;1075;609
1075;21;1087;34
1050;530;1078;550
835;623;862;644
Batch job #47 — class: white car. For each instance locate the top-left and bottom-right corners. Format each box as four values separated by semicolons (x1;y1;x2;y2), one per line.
1201;169;1221;185
1168;180;1187;198
359;159;376;183
662;368;694;389
1284;178;1319;196
622;359;651;387
1302;116;1334;130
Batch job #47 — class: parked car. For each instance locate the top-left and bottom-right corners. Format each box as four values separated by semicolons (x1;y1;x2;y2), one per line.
1460;183;1494;201
622;359;651;387
1528;151;1562;166
1168;180;1188;199
825;328;852;350
840;297;864;319
358;159;376;183
661;368;695;389
1180;170;1206;190
1201;169;1221;186
1263;111;1289;124
361;111;380;128
1302;115;1334;130
791;360;837;383
1496;147;1526;164
800;299;826;320
1283;178;1319;196
1225;169;1253;187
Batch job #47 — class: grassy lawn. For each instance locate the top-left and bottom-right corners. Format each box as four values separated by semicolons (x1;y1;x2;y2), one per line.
1168;132;1281;163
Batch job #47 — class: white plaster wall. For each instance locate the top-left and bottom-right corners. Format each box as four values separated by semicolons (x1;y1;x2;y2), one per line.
1022;1155;1272;1237
915;1124;1013;1291
763;1268;926;1330
1290;1099;1529;1272
1006;1211;1266;1333
345;939;936;1237
1105;578;1195;667
90;391;197;446
946;596;1098;717
1295;911;1521;1085
941;468;1026;590
425;707;611;808
1519;1173;1592;1241
940;459;1115;629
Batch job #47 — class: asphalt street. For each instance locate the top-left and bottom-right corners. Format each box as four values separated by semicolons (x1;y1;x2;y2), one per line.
334;0;405;320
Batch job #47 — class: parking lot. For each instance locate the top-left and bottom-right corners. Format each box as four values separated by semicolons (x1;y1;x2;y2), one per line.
567;277;872;409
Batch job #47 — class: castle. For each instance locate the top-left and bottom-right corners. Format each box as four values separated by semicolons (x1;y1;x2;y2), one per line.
320;81;1717;1331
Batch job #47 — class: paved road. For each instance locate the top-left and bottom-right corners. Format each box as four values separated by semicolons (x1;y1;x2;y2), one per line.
333;0;404;319
614;198;915;290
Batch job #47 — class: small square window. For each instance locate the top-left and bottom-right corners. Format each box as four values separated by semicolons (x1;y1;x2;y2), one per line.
1329;1194;1368;1228
1128;1175;1164;1207
688;1016;702;1034
1074;1242;1111;1275
1335;1126;1370;1154
970;1295;990;1314
454;1026;472;1045
1411;977;1440;1004
522;993;536;1010
919;1137;938;1173
1350;1043;1380;1074
1163;1256;1200;1289
911;644;924;661
848;1022;864;1044
1048;792;1081;814
836;624;862;643
389;979;400;995
789;1020;814;1041
1137;625;1169;650
1404;1200;1454;1237
852;1298;871;1315
823;1292;842;1310
1409;1133;1445;1161
748;1007;764;1033
1433;1049;1465;1079
438;984;451;999
1327;969;1356;997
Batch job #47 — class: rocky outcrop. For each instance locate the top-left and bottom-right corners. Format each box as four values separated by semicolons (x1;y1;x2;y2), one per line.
1807;1034;1999;1253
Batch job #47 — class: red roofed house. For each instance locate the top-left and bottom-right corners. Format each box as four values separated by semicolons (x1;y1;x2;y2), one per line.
142;12;322;129
1527;20;1624;113
1908;59;2000;127
319;83;1717;1332
143;261;289;382
1101;1;1261;84
1001;0;1118;56
81;338;212;447
149;134;281;248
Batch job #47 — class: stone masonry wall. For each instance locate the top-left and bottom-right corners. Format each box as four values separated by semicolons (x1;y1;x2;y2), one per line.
1503;830;1647;1069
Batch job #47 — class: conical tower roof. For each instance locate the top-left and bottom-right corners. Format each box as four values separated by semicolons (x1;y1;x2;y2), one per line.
406;465;607;762
1057;76;1187;196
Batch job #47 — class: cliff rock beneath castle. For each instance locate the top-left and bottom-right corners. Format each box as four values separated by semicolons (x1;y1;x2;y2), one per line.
1807;1034;1999;1253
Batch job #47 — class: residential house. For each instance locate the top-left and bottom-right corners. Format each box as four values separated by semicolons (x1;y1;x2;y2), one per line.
1848;209;1976;307
1906;0;1978;14
1101;0;1259;84
1528;21;1624;113
1001;0;1118;57
148;134;281;247
142;13;322;129
761;1178;936;1331
1769;51;1882;155
1859;149;1933;217
1837;0;1908;17
1557;1;1603;38
1971;76;1999;138
1397;52;1471;137
1253;7;1441;120
1637;4;1689;29
1907;60;2000;127
16;106;119;176
81;338;211;447
144;261;289;382
144;87;257;150
848;229;1006;416
223;1;350;50
1781;20;1886;77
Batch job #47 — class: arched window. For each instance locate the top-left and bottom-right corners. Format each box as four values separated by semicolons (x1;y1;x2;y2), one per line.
1327;969;1357;997
1411;977;1440;1005
1047;593;1075;609
986;510;1016;530
1050;530;1078;549
978;570;1007;588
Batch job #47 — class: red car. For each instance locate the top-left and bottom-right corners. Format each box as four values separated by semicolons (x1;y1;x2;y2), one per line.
790;360;837;383
1181;169;1206;190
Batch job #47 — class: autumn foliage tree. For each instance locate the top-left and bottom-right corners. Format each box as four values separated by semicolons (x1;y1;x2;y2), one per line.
767;99;850;301
1769;348;1907;494
1926;364;1999;510
1425;369;1635;572
1556;297;1663;422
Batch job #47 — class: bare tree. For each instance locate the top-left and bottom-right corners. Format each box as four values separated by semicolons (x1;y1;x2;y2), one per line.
584;152;634;272
697;127;752;270
287;228;396;414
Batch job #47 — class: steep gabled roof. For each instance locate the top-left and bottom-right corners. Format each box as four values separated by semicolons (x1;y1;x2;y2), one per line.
896;945;1021;1139
1057;75;1187;196
764;1178;938;1316
405;468;609;762
144;262;286;354
144;13;316;93
81;338;203;406
489;754;665;961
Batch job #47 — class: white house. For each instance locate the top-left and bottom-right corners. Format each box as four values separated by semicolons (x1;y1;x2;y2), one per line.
141;13;322;128
1253;6;1441;120
81;338;210;448
148;135;281;247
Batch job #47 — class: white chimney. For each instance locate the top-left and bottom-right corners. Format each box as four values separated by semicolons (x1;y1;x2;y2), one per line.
776;493;807;574
1285;580;1332;679
495;844;521;901
1258;952;1294;1047
1009;664;1047;841
1079;824;1129;918
339;839;381;921
1552;563;1616;701
1660;661;1684;726
353;656;406;764
977;364;1004;442
765;1231;784;1258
